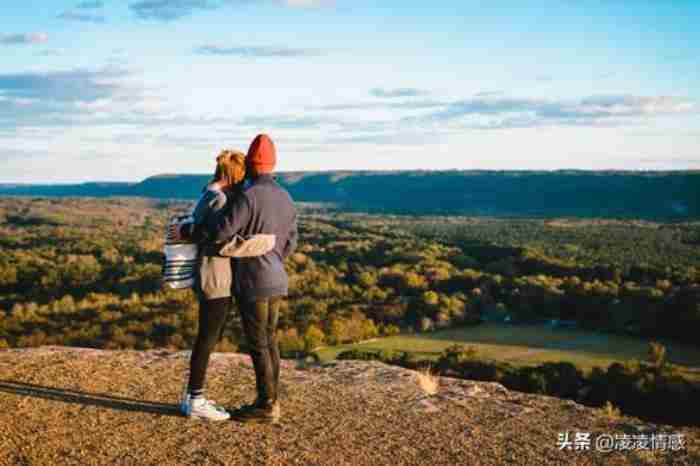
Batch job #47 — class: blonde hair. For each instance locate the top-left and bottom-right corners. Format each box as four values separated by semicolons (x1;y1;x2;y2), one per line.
213;150;246;186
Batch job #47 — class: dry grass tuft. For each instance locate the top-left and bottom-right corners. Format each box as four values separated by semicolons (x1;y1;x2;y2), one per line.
415;366;439;396
602;401;622;419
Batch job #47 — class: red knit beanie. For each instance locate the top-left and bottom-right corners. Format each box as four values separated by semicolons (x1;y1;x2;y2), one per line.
246;134;277;175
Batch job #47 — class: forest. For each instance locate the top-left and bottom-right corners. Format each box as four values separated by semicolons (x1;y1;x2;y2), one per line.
1;196;698;353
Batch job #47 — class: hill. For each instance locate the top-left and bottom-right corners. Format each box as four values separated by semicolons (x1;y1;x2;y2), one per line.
0;181;135;198
2;170;699;219
0;347;698;465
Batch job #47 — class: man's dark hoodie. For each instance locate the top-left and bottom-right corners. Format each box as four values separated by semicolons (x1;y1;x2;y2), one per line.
197;135;297;301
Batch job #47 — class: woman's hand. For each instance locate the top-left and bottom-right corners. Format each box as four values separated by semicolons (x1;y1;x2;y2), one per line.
168;223;188;242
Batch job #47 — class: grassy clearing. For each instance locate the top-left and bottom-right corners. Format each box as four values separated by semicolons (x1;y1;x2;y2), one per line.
317;323;700;379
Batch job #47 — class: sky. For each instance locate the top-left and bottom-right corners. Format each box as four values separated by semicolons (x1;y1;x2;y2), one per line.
1;0;699;183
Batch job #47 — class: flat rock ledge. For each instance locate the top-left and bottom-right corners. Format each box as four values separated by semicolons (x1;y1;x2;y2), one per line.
0;347;698;466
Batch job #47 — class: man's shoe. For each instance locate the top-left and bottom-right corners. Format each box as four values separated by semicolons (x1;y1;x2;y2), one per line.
240;398;281;416
182;397;231;421
232;400;280;424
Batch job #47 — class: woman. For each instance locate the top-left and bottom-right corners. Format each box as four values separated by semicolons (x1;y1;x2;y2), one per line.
176;149;246;421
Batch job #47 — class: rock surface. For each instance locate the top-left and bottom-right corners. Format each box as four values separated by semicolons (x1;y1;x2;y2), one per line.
0;347;698;466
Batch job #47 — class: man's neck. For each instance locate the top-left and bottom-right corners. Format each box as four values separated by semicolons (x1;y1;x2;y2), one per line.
250;173;274;182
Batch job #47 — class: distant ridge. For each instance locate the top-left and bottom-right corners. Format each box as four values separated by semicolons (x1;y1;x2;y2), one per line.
1;170;699;219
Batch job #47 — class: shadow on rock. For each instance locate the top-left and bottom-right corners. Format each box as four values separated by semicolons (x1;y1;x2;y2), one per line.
0;380;180;417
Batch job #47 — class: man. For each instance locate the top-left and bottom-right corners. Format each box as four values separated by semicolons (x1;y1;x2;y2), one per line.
199;134;297;424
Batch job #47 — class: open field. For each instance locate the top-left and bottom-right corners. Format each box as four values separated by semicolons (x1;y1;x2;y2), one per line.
316;323;700;378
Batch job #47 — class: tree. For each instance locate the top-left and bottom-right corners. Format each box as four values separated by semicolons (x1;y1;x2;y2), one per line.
360;319;379;340
422;290;439;306
435;311;450;329
381;324;400;336
304;325;325;351
648;341;666;370
404;272;428;291
277;328;305;355
419;317;434;332
357;271;378;288
328;319;348;345
0;266;18;288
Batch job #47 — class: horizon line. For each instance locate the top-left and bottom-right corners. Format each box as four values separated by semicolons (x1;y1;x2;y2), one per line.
2;167;700;186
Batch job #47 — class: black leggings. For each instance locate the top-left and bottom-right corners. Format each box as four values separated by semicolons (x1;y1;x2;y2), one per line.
187;297;231;394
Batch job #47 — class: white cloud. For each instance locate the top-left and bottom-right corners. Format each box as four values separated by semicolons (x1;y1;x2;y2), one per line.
76;1;104;8
422;95;697;128
0;68;172;129
58;11;106;23
370;88;429;98
280;0;334;7
195;44;323;57
130;0;331;21
0;33;48;45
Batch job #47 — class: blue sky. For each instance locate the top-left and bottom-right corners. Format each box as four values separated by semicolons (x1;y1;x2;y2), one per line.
1;0;699;182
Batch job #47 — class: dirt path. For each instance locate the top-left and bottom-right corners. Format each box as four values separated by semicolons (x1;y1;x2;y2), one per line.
0;347;698;466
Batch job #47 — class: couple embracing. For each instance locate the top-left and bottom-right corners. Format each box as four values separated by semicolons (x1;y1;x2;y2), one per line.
170;134;297;424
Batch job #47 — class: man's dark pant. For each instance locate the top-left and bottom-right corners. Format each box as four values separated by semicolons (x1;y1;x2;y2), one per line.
240;297;282;404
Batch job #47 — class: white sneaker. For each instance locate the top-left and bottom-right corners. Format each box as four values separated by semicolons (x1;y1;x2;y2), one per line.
182;396;231;421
